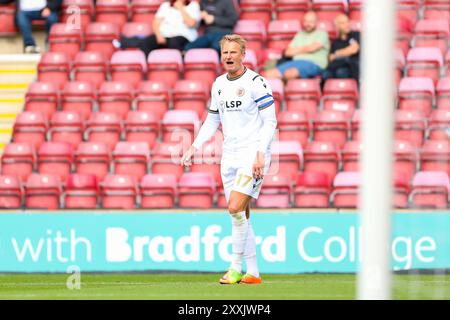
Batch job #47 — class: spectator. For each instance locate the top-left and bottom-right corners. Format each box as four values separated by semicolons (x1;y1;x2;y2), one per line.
114;0;201;57
263;11;329;81
16;0;62;54
321;14;360;85
184;0;239;54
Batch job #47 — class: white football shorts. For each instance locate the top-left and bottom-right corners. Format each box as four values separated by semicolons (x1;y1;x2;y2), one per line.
220;148;271;203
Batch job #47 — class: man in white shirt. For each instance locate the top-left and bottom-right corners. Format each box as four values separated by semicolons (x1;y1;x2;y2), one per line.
181;34;277;285
16;0;62;53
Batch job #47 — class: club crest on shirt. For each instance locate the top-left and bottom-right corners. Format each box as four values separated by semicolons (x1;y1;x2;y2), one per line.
236;87;245;97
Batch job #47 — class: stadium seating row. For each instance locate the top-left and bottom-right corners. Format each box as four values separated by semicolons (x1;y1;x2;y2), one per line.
0;169;448;210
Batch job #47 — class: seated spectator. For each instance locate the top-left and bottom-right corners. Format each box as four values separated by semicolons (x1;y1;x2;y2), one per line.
321;14;360;85
184;0;239;54
114;0;201;57
263;11;329;81
16;0;62;54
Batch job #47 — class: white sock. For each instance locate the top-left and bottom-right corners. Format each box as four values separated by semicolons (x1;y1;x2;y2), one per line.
229;211;248;273
244;223;259;277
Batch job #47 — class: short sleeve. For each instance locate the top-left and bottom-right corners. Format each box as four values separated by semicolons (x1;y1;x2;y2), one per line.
252;75;275;111
186;1;201;23
320;31;330;50
155;2;169;19
349;32;360;45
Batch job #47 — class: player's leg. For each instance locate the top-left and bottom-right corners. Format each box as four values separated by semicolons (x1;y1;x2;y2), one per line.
220;190;252;284
242;202;262;284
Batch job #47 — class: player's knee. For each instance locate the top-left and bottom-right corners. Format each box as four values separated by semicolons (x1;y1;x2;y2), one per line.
228;202;244;214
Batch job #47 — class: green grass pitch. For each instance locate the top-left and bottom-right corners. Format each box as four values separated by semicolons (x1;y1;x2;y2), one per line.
0;273;449;300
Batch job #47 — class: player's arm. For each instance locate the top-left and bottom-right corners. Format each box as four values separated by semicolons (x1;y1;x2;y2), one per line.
181;90;220;167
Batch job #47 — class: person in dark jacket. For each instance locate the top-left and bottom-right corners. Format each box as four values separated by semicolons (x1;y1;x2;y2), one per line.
184;0;238;54
15;0;62;53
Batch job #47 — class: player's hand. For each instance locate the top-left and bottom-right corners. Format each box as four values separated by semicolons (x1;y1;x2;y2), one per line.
203;13;214;25
252;151;265;180
180;145;196;167
41;7;51;18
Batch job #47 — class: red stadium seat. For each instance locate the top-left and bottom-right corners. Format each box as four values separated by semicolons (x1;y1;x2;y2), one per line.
394;140;418;183
267;20;301;50
121;22;153;38
275;0;309;23
294;171;330;208
161;110;199;144
49;111;84;148
147;49;183;88
304;141;340;184
278;111;310;147
1;143;35;182
446;50;450;76
0;3;18;35
0;175;22;209
124;111;159;149
85;112;122;150
397;0;420;26
239;0;273;26
317;20;337;40
73;51;108;90
24;82;58;120
406;47;444;85
37;52;70;90
312;0;348;23
113;142;150;181
95;0;129;29
350;109;360;140
13;112;48;149
37;142;74;182
140;173;177;208
172;80;209;118
269;140;303;180
420;140;449;177
101;174;137;209
98;81;134;120
322;79;359;118
151;142;186;181
184;48;219;89
428;109;450;140
64;173;99;208
48;23;83;59
285;79;321;116
331;171;360;208
60;0;95;31
61;81;96;121
394;171;410;208
58;85;90;118
256;173;292;208
190;136;222;183
410;171;449;209
436;77;450;109
313;110;349;149
342;140;363;172
85;22;119;60
267;78;284;113
423;1;450;27
178;172;216;209
398;77;435;116
134;81;170;121
396;14;414;56
131;0;162;25
233;20;267;60
348;0;362;21
395;110;426;147
25;174;61;209
110;50;147;88
75;142;111;181
413;19;449;55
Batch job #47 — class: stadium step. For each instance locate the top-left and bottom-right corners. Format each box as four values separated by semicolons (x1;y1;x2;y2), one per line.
0;54;40;150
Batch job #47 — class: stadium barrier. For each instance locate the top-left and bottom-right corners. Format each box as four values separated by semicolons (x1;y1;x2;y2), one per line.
0;210;448;273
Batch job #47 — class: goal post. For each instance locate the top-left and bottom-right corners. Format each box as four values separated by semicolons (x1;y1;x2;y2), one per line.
357;0;396;300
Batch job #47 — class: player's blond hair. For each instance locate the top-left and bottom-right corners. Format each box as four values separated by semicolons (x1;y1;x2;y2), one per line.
220;34;247;54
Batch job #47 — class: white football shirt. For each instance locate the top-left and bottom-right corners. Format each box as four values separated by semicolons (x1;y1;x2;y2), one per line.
206;67;275;153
